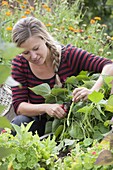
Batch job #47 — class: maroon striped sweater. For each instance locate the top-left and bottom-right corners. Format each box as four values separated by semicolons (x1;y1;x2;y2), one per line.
11;44;112;113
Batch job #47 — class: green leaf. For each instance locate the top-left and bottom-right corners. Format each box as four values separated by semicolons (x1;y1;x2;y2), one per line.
69;124;83;139
45;94;56;103
12;124;21;137
65;76;76;84
105;104;113;112
96;103;105;116
88;91;104;103
0;65;11;84
64;139;75;146
107;95;113;106
0;116;12;129
51;87;68;96
82;80;96;89
93;130;103;140
105;95;113;112
29;83;51;98
45;121;52;134
76;74;89;81
93;108;103;122
90;73;99;80
83;138;93;147
103;75;113;88
54;125;63;138
2;43;23;60
0;105;7;114
106;0;113;5
52;118;61;132
24;121;34;132
77;105;93;114
74;71;89;82
0;147;13;159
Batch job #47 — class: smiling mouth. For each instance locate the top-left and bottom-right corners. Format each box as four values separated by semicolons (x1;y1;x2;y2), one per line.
32;58;41;62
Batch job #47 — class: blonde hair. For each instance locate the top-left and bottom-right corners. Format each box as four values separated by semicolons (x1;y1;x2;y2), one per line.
12;16;62;87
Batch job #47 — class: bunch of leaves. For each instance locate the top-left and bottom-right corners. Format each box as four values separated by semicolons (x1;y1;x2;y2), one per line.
55;138;113;170
30;71;113;144
0;122;58;170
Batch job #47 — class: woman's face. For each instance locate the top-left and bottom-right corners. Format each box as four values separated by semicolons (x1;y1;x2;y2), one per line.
20;36;49;65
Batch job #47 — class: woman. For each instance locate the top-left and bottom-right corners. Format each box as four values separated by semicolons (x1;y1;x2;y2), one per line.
11;16;113;136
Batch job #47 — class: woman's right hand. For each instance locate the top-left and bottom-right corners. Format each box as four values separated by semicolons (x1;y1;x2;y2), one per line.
45;104;67;119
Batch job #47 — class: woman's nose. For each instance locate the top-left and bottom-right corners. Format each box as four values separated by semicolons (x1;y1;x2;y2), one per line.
30;51;37;59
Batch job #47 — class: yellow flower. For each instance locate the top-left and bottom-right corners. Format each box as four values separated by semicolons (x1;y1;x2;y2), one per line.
46;7;51;12
90;19;95;24
2;1;8;6
111;37;113;41
24;9;31;15
21;5;25;9
68;26;75;31
6;26;12;31
21;16;27;18
23;0;28;4
68;27;83;33
5;11;11;16
46;23;52;27
94;17;101;20
42;4;49;9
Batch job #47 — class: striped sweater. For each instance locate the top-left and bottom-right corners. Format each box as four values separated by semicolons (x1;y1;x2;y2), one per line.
11;44;112;113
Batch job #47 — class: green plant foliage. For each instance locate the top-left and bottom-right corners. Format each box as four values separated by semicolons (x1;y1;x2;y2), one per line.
105;95;113;112
0;147;14;160
30;72;113;142
0;123;58;170
29;83;51;98
88;91;104;104
106;0;113;5
0;117;12;129
0;105;7;115
0;65;11;84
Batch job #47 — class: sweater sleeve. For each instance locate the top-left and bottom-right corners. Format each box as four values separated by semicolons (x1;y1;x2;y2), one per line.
11;55;28;113
63;44;113;75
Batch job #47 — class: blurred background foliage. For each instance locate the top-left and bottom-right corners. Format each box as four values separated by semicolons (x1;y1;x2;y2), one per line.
0;0;113;57
67;0;113;36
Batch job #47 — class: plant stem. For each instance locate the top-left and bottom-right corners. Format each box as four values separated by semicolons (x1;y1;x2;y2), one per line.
67;101;74;126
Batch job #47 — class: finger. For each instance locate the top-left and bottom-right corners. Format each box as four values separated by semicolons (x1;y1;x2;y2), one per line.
72;91;83;102
51;109;66;119
73;92;85;102
83;95;88;101
73;87;87;99
72;87;84;95
56;109;66;118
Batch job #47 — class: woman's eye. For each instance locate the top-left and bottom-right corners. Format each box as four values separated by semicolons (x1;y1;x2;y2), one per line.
33;47;39;51
23;51;29;55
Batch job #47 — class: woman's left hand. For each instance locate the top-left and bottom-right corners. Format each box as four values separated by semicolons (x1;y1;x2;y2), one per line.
72;87;93;102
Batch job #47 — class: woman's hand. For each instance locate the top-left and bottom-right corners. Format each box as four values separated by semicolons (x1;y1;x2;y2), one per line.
45;104;67;119
72;87;93;102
